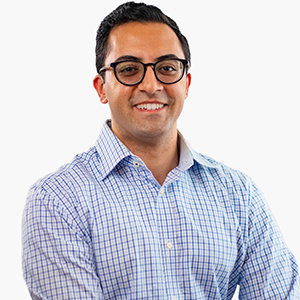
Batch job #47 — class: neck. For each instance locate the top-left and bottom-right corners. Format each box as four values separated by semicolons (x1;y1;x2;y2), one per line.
134;138;179;186
112;125;179;186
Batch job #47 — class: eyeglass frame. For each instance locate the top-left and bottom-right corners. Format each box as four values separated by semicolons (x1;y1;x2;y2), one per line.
98;58;190;86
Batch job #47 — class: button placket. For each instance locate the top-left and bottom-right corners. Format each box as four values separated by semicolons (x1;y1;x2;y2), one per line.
155;184;179;300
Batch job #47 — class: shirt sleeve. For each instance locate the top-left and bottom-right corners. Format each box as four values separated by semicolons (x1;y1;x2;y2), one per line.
22;185;104;300
238;179;300;299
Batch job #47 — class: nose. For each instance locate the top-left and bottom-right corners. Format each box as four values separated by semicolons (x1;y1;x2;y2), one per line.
138;66;163;94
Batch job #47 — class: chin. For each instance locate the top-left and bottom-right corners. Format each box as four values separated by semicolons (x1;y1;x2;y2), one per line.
135;123;173;139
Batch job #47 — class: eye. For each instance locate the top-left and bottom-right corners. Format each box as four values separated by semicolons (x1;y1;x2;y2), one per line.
161;66;176;72
120;66;136;73
156;60;181;76
116;62;142;76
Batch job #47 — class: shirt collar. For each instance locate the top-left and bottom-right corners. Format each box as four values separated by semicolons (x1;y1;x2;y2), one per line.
177;132;219;170
95;120;131;180
95;120;218;180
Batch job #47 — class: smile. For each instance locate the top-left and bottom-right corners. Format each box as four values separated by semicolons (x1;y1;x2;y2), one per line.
135;103;165;110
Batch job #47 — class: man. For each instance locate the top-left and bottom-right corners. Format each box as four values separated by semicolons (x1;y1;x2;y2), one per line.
22;2;300;299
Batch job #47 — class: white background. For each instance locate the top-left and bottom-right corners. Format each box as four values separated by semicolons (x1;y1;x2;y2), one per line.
1;0;299;299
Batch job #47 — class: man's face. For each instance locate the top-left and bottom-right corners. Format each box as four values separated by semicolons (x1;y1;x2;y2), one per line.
94;22;191;145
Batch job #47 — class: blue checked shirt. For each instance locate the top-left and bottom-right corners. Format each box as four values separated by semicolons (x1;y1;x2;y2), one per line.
22;120;300;299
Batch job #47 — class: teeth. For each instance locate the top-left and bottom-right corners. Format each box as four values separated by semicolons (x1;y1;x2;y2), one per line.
136;103;164;110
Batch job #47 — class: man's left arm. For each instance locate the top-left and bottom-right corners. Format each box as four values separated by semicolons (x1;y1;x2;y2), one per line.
238;179;300;299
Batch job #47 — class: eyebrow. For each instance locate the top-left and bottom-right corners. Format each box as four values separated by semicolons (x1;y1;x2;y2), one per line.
155;54;181;62
114;55;143;63
113;54;181;63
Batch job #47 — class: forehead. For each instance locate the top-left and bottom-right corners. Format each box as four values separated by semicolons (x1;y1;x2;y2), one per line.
105;22;184;62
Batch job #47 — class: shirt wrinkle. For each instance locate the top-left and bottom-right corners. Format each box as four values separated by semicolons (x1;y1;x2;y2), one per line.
22;120;300;300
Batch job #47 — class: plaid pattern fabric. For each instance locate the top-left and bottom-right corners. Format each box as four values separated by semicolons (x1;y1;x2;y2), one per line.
22;121;300;299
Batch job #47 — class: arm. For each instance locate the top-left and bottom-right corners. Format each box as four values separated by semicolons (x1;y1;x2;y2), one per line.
238;180;300;299
22;186;104;300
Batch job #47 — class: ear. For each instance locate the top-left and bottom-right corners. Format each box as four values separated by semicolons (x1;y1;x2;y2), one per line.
185;73;192;99
93;75;108;104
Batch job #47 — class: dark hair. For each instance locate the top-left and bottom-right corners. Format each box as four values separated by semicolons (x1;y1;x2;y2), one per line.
95;2;191;74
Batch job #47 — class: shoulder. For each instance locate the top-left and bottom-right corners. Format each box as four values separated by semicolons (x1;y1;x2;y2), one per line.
26;146;101;217
32;146;98;192
190;151;267;211
192;151;252;190
23;147;101;239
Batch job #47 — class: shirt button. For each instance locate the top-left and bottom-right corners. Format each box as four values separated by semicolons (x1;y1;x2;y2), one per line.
166;242;173;249
159;188;164;195
134;161;140;167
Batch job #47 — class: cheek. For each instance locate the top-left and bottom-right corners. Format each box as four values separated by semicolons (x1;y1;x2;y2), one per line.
105;86;134;117
105;80;133;102
168;85;187;104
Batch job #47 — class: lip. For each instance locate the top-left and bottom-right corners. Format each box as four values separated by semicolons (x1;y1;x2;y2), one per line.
134;100;166;106
134;102;166;112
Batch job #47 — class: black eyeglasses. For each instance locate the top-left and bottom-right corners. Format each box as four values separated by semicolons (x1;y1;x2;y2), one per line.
99;58;189;86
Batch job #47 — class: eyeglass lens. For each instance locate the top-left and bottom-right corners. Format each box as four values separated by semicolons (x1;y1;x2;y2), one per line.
114;60;184;85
